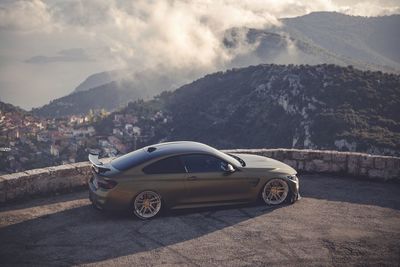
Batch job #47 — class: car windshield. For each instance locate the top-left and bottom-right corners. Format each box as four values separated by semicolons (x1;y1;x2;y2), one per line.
225;153;246;167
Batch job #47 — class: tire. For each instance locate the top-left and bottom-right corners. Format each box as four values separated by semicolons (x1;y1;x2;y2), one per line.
132;190;162;220
262;179;290;205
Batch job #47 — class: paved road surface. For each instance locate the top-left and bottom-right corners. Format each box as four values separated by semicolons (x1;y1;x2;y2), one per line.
1;175;399;266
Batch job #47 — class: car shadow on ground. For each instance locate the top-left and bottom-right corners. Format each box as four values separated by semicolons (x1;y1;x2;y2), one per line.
0;199;280;266
0;189;88;212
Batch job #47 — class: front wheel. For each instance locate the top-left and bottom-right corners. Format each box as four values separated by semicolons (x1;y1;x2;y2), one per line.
262;179;289;205
133;191;162;219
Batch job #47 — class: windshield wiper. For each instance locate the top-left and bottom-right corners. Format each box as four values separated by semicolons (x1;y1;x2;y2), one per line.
227;153;246;167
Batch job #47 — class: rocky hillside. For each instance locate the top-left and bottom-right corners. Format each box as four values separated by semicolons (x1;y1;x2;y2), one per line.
97;64;400;155
0;101;26;115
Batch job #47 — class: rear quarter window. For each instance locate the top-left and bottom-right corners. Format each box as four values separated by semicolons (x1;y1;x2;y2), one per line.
111;149;149;171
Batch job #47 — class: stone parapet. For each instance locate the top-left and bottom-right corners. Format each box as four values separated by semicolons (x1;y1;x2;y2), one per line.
1;149;399;203
0;162;91;203
224;149;400;180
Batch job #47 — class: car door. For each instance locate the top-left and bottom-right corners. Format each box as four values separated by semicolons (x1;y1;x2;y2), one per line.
180;154;256;205
141;155;188;208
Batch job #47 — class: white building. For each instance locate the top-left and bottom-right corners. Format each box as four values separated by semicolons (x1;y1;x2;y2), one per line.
50;144;60;157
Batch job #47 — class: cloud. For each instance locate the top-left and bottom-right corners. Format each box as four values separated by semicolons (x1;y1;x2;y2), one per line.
0;0;55;32
2;0;399;71
0;0;337;71
25;48;93;64
339;2;400;16
79;1;282;72
0;0;399;109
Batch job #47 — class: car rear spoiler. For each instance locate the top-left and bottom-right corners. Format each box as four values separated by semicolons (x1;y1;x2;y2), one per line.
88;153;111;174
89;153;103;166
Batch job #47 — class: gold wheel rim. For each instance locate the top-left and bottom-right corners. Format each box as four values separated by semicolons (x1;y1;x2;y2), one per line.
134;191;161;218
262;179;289;205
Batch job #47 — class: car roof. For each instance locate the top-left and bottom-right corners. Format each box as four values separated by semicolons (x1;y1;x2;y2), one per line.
145;141;218;156
144;141;238;165
110;141;238;171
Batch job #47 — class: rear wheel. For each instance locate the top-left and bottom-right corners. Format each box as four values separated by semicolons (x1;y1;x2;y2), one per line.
133;191;162;219
262;179;289;205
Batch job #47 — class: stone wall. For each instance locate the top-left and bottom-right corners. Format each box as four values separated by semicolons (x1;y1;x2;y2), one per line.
1;149;399;203
225;149;400;180
0;162;92;203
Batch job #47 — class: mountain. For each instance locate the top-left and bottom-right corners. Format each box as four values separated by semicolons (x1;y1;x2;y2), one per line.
278;12;400;72
33;66;198;117
73;67;199;93
33;67;198;117
0;100;26;115
97;64;400;155
227;12;400;73
35;12;400;117
74;71;117;92
83;12;400;93
31;82;145;117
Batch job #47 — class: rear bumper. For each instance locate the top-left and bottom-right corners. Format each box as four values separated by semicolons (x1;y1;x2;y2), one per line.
88;176;131;211
88;179;108;210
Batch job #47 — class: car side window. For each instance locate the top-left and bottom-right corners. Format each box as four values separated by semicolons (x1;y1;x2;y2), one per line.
181;154;227;173
143;156;186;174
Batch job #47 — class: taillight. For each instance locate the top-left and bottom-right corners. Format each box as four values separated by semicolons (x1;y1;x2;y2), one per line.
97;179;117;190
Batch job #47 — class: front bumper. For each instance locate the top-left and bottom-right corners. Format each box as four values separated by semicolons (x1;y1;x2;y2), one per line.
286;175;300;203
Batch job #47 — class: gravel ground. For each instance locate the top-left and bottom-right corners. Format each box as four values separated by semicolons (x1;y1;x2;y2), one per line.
0;174;399;266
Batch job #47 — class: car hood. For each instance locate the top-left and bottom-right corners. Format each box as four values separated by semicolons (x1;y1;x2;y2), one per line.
232;153;296;174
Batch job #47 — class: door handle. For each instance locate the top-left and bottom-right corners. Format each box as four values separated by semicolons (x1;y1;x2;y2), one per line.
187;176;197;180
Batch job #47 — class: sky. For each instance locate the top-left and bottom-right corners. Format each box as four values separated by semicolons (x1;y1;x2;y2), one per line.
0;0;399;110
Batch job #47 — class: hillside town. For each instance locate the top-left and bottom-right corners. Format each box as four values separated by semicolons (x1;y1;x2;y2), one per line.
0;106;158;174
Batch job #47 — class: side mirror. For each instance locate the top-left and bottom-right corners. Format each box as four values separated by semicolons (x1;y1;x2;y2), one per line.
222;163;235;174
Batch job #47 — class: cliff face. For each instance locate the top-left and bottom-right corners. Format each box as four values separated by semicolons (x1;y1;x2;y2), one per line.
104;64;400;155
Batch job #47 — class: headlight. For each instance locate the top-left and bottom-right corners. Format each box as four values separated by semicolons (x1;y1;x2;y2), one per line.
286;175;298;181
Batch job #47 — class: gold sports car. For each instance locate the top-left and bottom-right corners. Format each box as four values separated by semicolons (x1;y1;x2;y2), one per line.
89;141;300;219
